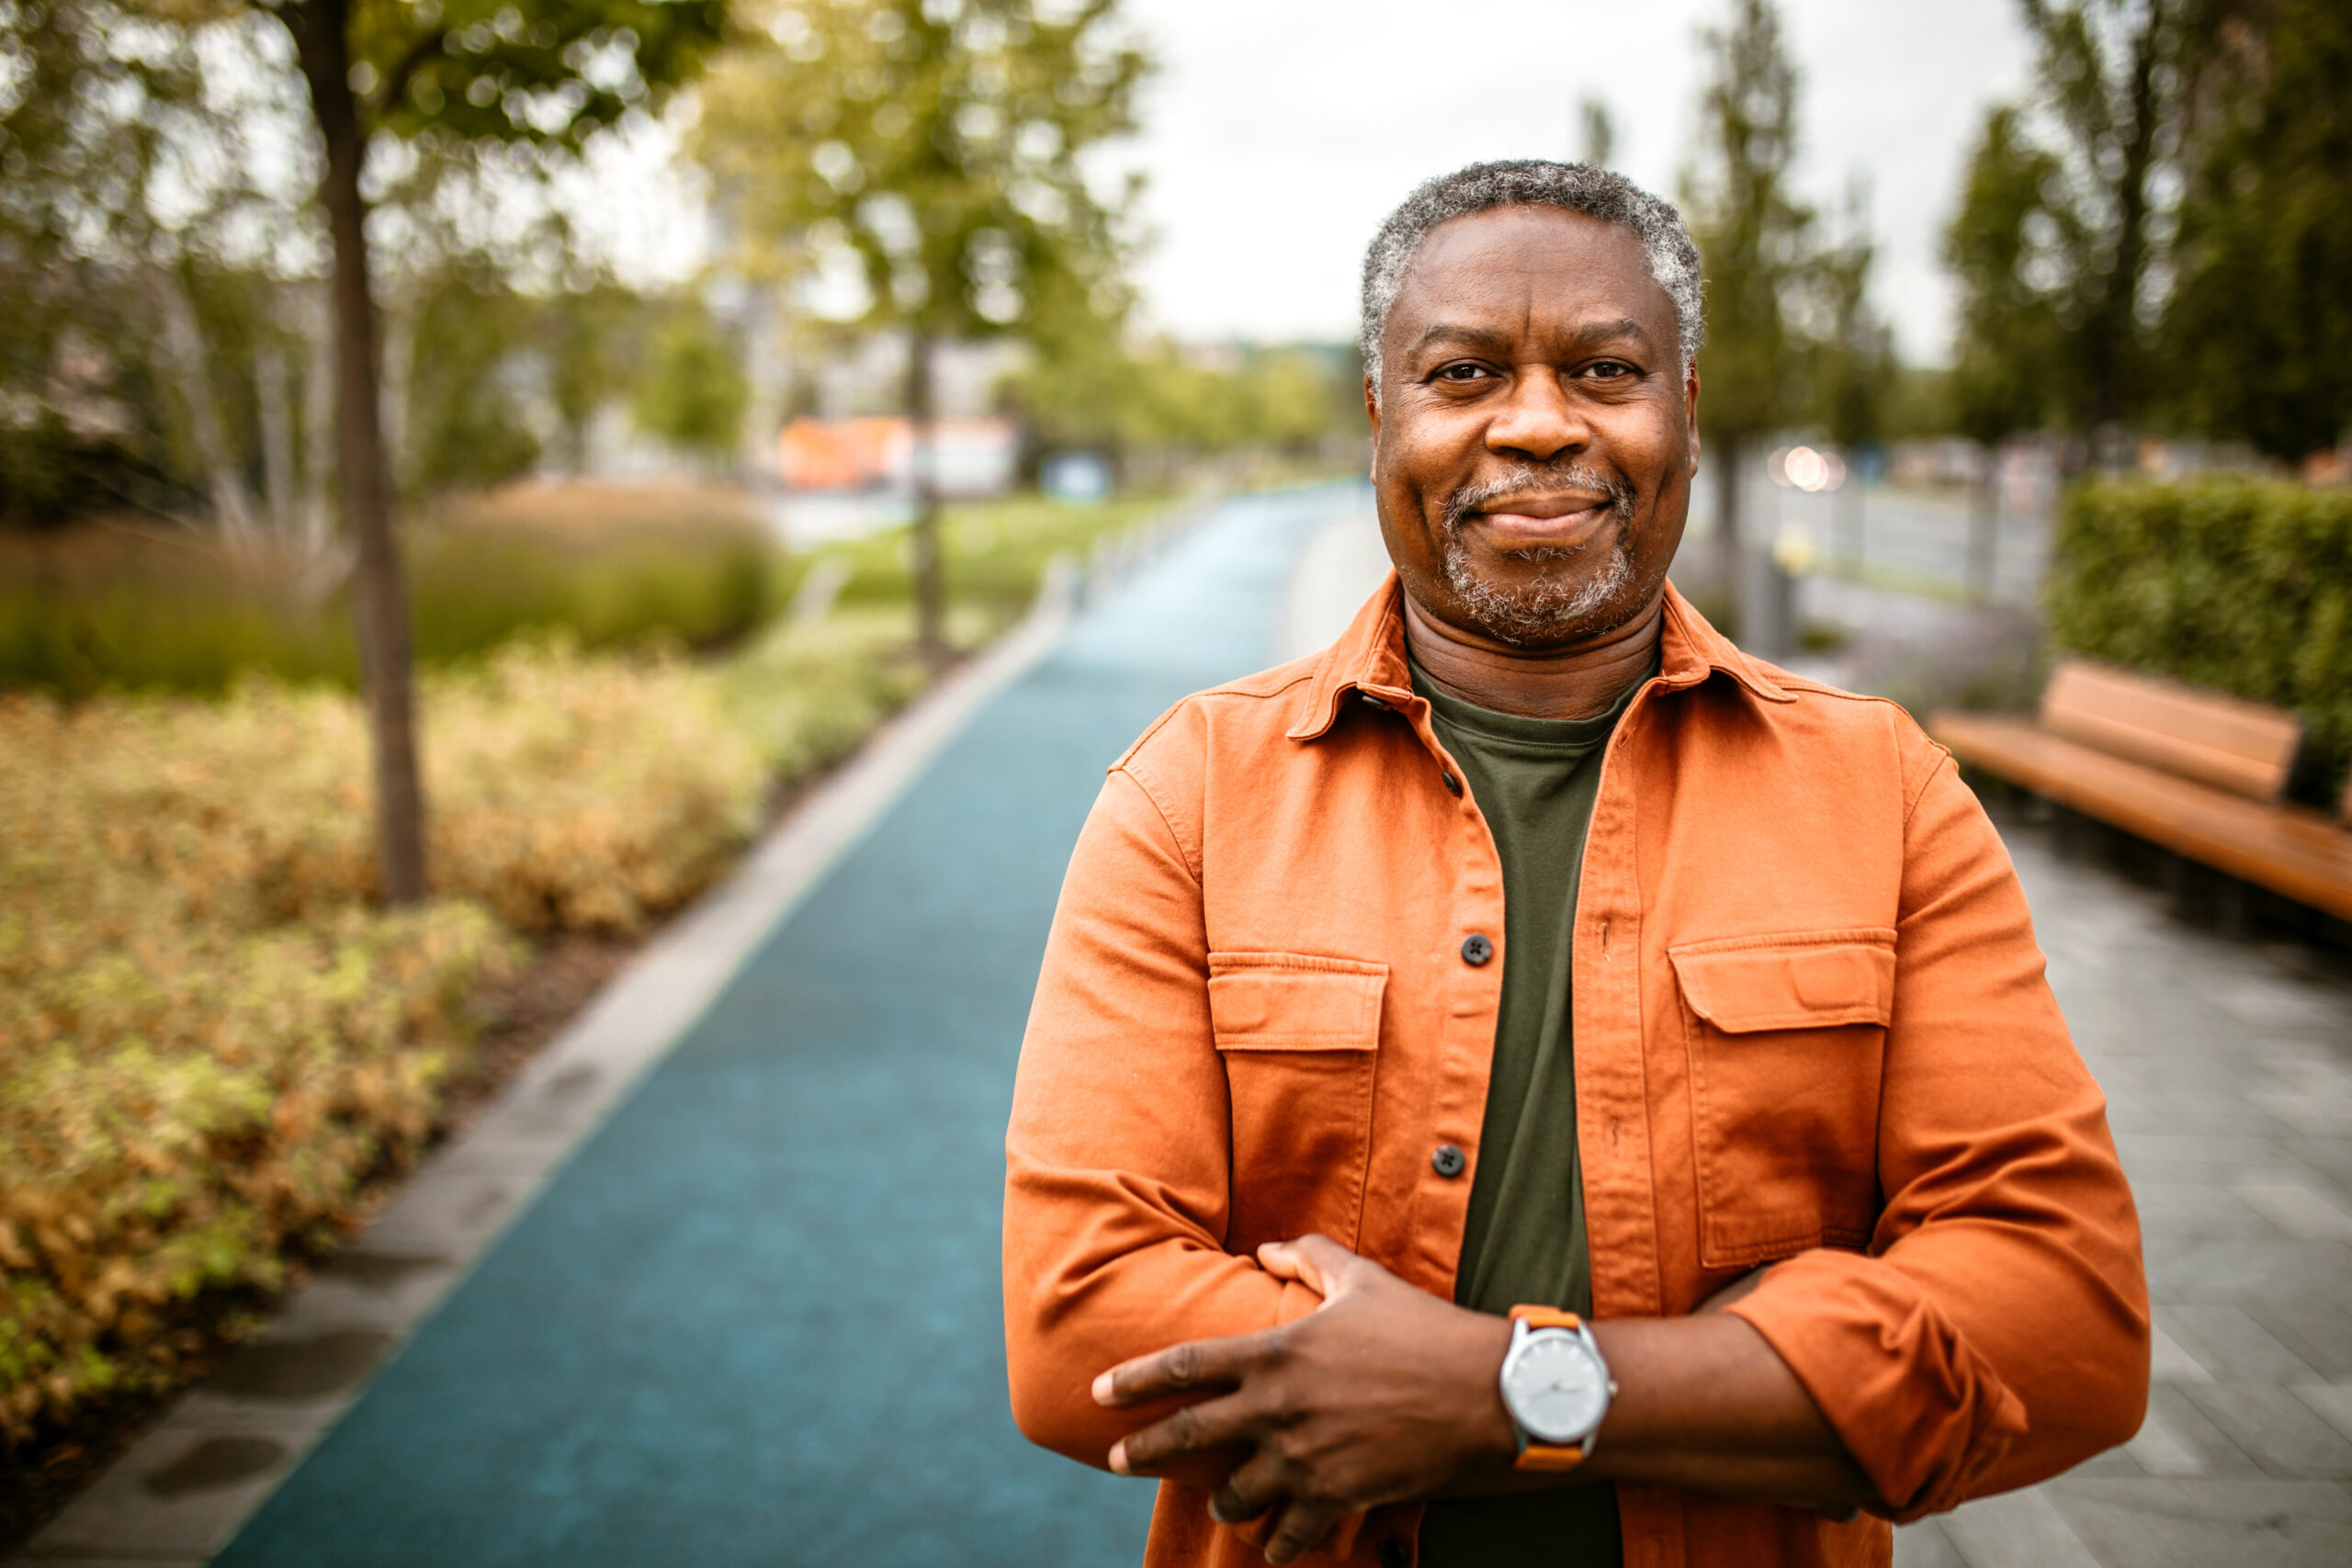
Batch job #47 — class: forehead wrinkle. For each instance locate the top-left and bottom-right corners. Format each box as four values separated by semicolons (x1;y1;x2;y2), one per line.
1401;310;1666;368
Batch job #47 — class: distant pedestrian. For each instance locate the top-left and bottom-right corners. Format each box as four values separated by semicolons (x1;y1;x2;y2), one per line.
1004;161;2148;1568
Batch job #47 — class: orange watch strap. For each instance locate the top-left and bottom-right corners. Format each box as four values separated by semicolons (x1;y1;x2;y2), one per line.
1506;1304;1593;1473
1509;1303;1583;1332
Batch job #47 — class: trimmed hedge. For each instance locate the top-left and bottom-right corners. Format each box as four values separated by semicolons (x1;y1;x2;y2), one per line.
2046;477;2352;806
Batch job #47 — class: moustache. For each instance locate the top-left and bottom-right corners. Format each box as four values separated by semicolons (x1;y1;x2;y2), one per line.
1442;464;1637;535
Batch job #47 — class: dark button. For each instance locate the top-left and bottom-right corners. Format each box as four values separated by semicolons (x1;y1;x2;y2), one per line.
1378;1539;1411;1568
1460;932;1493;966
1431;1144;1466;1179
1440;769;1462;795
1360;692;1392;710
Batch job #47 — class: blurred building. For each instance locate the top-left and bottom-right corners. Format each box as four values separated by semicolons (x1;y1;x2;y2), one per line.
775;416;1019;499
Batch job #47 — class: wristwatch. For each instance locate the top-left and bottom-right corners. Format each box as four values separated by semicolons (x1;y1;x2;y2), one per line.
1498;1304;1616;1472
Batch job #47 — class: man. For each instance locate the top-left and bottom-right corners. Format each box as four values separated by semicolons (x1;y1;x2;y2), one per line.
1002;161;2147;1568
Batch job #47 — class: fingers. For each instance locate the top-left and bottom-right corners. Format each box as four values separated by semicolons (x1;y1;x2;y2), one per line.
1263;1500;1347;1565
1212;1451;1343;1566
1207;1445;1287;1525
1257;1233;1374;1304
1093;1329;1259;1408
1110;1389;1250;1476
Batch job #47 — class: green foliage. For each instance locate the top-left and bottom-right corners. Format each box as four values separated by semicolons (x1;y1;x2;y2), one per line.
1682;0;1815;449
698;0;1147;344
1809;191;1896;452
628;307;751;456
1943;104;2070;446
1935;1;2348;445
830;489;1174;629
1005;339;1361;462
2163;0;2352;460
0;503;776;695
2046;477;2352;801
0;485;1171;1438
342;0;729;152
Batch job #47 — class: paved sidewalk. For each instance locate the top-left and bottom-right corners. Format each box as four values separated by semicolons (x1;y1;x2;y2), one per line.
1896;810;2352;1568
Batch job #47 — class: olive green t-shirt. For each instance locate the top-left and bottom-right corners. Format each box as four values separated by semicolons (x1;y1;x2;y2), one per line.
1409;654;1654;1568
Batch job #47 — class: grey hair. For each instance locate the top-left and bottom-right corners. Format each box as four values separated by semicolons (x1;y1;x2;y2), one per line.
1360;160;1704;395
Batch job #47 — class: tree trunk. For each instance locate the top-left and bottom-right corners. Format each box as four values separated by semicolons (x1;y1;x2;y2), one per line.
2088;1;2167;431
1968;449;2001;604
152;264;257;551
255;335;296;536
285;0;428;904
905;328;947;667
379;298;417;491
300;283;337;567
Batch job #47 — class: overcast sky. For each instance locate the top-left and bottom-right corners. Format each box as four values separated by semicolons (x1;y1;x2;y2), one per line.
1109;0;2035;367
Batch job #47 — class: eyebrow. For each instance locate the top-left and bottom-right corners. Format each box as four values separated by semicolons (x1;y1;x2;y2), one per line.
1410;316;1657;357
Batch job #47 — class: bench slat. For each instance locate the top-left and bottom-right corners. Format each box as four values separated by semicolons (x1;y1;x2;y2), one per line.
1933;712;2352;922
2040;660;2301;803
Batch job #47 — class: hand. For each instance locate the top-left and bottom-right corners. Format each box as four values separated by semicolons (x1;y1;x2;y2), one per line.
1091;1234;1517;1563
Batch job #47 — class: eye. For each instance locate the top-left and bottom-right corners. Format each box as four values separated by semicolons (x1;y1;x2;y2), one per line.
1433;362;1493;382
1582;361;1633;380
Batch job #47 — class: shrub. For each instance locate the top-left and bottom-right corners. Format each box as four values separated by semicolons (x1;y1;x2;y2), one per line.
0;612;928;1439
2046;477;2352;804
0;493;776;698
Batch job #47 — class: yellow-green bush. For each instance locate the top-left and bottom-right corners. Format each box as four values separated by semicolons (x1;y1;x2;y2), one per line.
0;611;929;1440
2046;477;2352;802
0;502;774;699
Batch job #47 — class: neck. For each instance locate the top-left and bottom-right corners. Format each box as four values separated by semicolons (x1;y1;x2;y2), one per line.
1402;589;1666;719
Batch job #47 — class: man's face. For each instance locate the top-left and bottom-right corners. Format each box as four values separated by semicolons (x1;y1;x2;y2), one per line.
1367;205;1700;649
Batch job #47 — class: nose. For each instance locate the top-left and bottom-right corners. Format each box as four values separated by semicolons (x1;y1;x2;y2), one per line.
1485;369;1589;464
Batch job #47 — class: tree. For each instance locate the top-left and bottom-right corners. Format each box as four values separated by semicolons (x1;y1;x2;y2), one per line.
631;300;752;458
0;1;322;536
2163;0;2352;462
1943;105;2073;595
1944;106;2068;452
248;0;725;901
1946;2;2219;446
1577;95;1614;169
1681;0;1815;636
699;0;1146;662
2015;0;2203;434
1809;185;1894;570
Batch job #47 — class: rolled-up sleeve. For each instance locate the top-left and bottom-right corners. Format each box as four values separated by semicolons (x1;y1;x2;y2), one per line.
1004;763;1317;1469
1728;745;2150;1519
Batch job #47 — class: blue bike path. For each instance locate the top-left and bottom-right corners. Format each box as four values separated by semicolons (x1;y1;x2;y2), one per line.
213;486;1360;1567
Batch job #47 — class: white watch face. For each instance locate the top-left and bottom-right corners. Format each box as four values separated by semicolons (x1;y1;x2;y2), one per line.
1504;1328;1609;1444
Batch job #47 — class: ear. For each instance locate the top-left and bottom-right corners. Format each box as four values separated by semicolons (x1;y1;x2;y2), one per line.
1683;361;1702;469
1363;376;1382;477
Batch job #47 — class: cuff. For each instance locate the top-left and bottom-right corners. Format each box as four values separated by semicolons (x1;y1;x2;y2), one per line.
1726;1248;2028;1519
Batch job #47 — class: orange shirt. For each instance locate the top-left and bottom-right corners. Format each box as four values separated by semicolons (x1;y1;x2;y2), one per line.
1003;580;2149;1568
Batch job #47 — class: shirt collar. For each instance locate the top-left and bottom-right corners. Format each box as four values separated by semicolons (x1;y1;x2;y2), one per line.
1285;573;1794;742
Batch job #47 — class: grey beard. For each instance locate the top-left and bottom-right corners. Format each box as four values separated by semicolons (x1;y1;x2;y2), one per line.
1440;463;1639;646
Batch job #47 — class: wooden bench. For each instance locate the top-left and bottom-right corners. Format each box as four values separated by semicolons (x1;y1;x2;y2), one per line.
1930;658;2352;922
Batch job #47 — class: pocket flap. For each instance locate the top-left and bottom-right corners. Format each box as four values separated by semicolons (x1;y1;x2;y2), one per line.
1207;953;1387;1051
1668;930;1895;1032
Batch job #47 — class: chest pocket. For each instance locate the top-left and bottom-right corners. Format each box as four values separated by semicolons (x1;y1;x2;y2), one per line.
1207;952;1387;1254
1669;929;1896;1268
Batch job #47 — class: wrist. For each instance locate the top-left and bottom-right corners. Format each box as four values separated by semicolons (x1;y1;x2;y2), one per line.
1457;1310;1523;1471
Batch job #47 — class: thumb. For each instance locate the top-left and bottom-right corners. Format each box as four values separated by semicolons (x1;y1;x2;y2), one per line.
1258;1233;1368;1303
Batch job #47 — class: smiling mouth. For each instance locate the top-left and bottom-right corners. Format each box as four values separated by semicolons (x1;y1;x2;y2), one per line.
1474;491;1618;522
1442;465;1636;537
